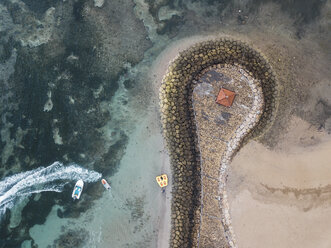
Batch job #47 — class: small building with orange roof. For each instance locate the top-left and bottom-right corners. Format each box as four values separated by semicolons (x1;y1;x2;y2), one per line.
216;88;236;107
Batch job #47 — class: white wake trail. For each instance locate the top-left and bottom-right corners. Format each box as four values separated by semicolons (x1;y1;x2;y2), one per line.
0;161;101;216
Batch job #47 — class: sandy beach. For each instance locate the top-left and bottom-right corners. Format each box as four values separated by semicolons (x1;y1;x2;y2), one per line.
227;117;331;248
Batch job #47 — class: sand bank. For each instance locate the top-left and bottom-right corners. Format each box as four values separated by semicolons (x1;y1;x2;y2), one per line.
227;117;331;248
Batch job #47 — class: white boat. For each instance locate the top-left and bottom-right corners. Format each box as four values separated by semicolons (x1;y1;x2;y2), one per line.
72;180;84;200
101;179;111;190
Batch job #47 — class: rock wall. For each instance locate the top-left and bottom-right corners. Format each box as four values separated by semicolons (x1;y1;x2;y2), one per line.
159;38;278;247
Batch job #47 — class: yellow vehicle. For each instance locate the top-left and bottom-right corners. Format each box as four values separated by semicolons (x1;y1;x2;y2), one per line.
156;174;168;188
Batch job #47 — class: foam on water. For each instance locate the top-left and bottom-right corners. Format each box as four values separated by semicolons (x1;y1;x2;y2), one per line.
0;161;101;217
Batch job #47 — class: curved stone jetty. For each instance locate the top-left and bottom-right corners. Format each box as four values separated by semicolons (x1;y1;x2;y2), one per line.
159;38;278;248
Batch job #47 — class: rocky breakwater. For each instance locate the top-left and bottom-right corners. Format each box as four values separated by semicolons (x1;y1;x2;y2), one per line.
159;38;278;248
193;64;264;247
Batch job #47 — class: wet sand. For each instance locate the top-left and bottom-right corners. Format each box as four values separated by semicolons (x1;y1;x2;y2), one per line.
157;149;171;248
227;117;331;248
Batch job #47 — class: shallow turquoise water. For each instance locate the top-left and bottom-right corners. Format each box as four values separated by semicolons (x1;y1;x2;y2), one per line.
28;114;170;248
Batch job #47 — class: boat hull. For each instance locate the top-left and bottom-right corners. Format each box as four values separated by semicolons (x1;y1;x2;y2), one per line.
72;180;84;200
101;179;111;190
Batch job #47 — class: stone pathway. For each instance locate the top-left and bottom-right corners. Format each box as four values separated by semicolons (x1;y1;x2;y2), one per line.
193;64;264;247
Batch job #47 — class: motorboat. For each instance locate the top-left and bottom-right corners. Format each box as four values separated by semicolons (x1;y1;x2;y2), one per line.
101;179;111;190
72;179;84;200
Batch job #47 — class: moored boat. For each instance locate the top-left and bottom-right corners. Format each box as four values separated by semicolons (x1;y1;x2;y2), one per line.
101;178;111;190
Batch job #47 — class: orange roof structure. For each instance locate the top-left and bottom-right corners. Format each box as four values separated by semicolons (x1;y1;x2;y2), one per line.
216;88;236;107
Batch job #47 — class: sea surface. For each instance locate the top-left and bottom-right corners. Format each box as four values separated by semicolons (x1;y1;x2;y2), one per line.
0;0;329;247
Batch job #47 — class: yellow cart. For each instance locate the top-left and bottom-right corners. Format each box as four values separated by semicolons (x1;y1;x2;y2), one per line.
156;174;168;188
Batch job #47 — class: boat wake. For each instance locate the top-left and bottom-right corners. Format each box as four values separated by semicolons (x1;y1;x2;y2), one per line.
0;161;101;217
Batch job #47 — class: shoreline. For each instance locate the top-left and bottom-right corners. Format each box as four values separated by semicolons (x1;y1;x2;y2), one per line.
151;38;200;248
156;148;171;248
